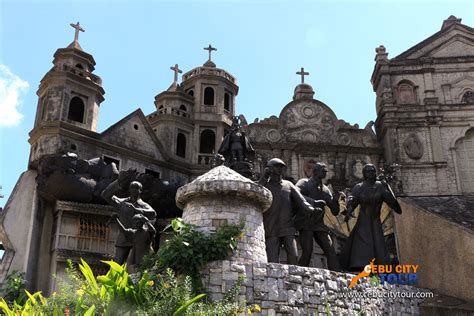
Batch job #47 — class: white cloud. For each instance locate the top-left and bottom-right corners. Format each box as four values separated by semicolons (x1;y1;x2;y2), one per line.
0;65;29;127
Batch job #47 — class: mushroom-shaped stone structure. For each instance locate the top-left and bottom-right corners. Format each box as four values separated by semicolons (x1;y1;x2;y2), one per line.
176;166;272;263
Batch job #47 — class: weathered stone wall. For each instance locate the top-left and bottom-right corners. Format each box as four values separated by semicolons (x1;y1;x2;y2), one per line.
101;114;164;159
202;260;426;315
372;19;474;196
177;166;272;263
0;171;38;285
396;199;474;302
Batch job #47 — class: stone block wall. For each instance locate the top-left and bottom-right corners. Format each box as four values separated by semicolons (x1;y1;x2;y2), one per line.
202;260;426;316
182;196;267;263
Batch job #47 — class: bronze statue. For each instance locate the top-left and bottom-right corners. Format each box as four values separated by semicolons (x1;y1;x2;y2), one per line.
295;162;342;271
115;213;156;265
258;158;317;264
37;153;119;203
218;116;255;162
340;164;402;271
101;180;156;265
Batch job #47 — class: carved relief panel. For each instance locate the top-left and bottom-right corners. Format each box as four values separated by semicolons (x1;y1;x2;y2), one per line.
280;101;336;144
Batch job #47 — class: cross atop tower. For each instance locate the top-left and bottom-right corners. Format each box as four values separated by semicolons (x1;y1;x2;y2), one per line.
204;44;217;61
296;67;309;84
70;22;85;43
170;64;182;84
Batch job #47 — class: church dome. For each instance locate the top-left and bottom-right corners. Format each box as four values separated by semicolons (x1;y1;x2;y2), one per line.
293;83;315;100
203;60;216;68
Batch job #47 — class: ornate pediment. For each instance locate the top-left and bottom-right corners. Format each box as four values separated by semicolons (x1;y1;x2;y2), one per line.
246;100;379;148
279;100;338;144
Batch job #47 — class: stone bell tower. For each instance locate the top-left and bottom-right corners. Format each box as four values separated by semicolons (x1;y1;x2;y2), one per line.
29;22;105;165
181;45;239;166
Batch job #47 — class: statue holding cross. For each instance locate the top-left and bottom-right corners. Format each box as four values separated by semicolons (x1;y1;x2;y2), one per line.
296;67;309;84
70;22;85;42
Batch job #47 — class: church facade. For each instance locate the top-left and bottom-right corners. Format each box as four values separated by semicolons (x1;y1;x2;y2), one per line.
1;16;473;301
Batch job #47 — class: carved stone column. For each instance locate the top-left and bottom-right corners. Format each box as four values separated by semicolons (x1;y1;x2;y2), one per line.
176;166;272;263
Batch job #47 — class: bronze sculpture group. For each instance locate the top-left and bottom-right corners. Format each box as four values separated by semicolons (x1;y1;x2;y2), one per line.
40;117;402;271
259;158;402;272
100;118;402;271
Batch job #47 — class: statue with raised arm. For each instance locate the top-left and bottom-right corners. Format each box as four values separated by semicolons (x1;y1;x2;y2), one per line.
340;164;402;271
295;162;343;270
258;158;318;264
101;180;156;265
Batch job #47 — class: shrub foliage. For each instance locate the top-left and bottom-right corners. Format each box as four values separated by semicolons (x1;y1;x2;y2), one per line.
0;218;257;315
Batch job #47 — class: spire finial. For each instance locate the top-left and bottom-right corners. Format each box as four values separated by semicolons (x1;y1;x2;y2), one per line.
204;44;217;61
296;67;309;84
70;22;85;43
170;64;182;84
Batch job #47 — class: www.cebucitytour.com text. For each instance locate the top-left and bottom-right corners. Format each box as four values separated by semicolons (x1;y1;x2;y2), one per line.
338;290;434;299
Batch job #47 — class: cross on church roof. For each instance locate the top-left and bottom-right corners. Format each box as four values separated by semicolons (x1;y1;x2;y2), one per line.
170;64;182;84
296;67;309;84
70;22;85;42
204;44;217;61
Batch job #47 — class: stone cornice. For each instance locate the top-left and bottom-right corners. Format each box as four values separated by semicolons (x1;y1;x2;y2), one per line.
55;200;114;216
37;70;105;103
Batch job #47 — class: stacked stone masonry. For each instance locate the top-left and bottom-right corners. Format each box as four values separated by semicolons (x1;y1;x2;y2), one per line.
202;260;426;316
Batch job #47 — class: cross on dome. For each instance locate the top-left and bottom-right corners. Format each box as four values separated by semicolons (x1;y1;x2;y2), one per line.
204;44;217;61
170;64;182;84
70;22;85;43
296;67;309;84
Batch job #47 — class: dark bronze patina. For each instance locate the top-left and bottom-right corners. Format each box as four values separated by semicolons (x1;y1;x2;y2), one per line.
340;164;402;271
258;158;317;264
295;162;342;270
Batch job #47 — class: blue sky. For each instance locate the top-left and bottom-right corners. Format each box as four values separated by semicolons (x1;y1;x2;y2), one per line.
0;0;473;206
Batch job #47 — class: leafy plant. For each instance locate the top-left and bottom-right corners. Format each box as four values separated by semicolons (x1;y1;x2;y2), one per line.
0;260;228;315
136;268;260;315
0;219;247;315
0;270;27;306
140;218;244;292
138;268;206;315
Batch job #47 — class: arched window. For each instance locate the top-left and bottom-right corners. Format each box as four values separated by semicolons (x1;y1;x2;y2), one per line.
397;81;416;104
188;90;194;97
75;64;85;77
180;105;187;112
68;96;85;123
224;93;230;111
199;129;215;153
461;91;474;104
204;87;214;105
455;129;474;193
176;133;186;158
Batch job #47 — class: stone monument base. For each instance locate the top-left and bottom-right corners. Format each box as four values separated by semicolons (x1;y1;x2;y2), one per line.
202;260;428;315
